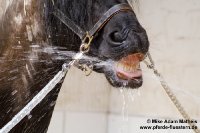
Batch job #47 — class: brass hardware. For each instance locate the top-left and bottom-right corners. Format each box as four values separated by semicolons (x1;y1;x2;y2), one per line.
77;64;93;76
82;64;93;76
80;32;94;53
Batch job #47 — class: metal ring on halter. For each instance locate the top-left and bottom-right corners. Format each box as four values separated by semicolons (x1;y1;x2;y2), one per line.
80;43;90;53
80;32;94;53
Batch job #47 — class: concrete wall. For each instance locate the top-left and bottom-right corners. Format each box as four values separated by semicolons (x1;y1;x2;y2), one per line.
49;0;200;133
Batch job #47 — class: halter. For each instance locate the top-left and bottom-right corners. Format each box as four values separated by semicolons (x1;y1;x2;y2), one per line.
53;3;133;53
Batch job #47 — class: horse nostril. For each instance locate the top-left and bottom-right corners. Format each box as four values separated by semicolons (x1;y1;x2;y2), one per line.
109;31;124;43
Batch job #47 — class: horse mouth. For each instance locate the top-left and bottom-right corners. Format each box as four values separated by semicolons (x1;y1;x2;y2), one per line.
107;53;144;88
91;52;145;88
92;53;145;88
115;53;143;81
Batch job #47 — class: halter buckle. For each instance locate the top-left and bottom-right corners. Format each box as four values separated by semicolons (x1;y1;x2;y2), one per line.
80;32;94;53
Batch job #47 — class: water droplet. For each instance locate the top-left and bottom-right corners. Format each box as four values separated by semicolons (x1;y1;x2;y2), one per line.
128;88;135;102
50;101;56;107
137;89;141;96
28;115;32;119
11;90;18;95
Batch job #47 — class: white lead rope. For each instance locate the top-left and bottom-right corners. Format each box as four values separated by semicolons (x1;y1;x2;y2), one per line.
0;52;84;133
144;52;199;133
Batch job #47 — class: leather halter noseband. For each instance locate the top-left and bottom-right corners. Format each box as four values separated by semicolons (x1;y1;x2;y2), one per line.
53;3;133;52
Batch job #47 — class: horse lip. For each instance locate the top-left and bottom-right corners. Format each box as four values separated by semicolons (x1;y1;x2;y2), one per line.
116;69;142;80
115;53;144;80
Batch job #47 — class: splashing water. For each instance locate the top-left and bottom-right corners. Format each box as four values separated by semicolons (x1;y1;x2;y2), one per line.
127;88;135;102
119;88;129;133
11;90;18;96
118;87;141;133
120;88;128;122
136;89;141;96
119;87;141;133
27;114;32;120
0;52;84;133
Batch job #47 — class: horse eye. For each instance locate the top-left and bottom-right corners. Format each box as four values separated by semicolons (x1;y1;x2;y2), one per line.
109;31;124;43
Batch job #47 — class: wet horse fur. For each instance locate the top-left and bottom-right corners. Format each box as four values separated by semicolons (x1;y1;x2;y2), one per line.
0;0;149;132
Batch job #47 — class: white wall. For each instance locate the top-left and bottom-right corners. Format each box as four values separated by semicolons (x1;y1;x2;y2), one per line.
49;0;200;133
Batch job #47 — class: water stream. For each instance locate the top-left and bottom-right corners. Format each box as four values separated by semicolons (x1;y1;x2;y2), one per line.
0;51;84;133
118;87;141;133
1;45;199;133
119;88;129;133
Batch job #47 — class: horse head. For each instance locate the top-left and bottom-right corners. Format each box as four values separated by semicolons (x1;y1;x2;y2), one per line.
46;0;149;88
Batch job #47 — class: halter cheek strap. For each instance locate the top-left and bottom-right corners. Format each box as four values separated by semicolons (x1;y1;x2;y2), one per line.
53;3;133;53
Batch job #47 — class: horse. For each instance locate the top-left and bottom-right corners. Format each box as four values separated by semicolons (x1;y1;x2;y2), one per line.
0;0;149;132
